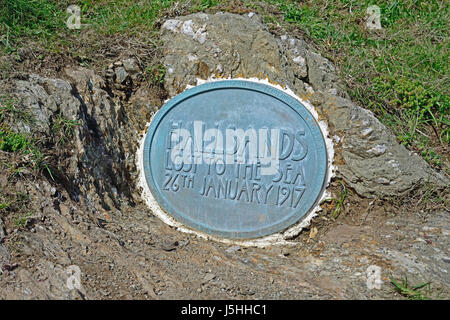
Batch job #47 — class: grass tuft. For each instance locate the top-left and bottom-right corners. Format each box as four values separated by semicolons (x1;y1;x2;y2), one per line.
52;113;82;146
390;276;444;300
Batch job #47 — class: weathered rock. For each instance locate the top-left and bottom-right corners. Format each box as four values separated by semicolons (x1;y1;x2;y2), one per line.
6;67;149;210
160;12;448;198
122;58;140;74
12;74;79;135
311;93;448;197
115;66;129;84
161;13;347;98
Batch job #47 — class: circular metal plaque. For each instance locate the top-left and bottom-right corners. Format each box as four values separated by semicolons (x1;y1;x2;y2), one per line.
143;80;328;239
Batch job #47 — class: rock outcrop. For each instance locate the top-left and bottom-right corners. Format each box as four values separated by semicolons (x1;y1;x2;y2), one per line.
8;67;153;212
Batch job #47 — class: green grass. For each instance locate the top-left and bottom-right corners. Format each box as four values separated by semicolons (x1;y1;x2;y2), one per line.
390;276;444;300
145;63;166;87
52;113;82;146
191;0;220;11
14;211;32;228
0;0;65;51
0;0;179;50
78;0;178;35
321;181;349;219
0;201;11;210
0;95;34;124
0;191;31;230
0;96;53;179
0;130;31;152
372;76;449;153
0;129;54;179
